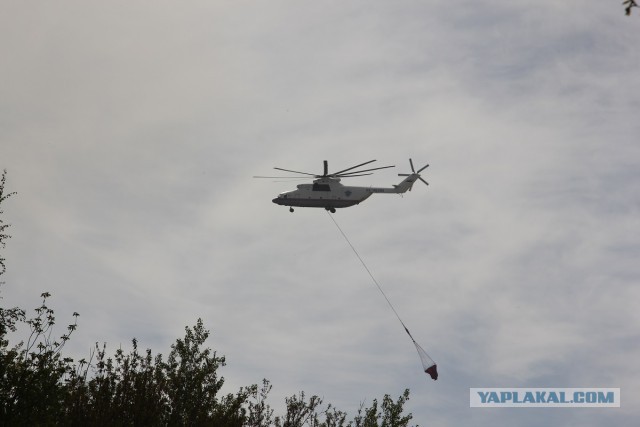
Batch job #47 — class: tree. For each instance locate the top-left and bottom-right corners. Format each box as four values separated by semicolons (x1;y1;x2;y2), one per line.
1;295;417;426
351;389;413;427
0;293;79;424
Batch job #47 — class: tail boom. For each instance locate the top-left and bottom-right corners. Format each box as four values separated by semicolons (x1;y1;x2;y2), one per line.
366;173;420;194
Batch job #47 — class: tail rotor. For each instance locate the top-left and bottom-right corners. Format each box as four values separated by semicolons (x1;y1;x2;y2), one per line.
398;158;429;190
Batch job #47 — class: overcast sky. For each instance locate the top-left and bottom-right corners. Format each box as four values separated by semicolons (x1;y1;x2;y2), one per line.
2;1;639;425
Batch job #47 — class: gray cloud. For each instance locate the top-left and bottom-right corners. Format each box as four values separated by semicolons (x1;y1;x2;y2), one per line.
2;1;638;425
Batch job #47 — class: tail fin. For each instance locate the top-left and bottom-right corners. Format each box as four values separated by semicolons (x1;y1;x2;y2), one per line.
394;158;429;193
393;174;419;193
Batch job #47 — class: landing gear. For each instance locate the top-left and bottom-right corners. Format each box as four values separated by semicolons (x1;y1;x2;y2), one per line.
289;207;294;213
325;207;336;213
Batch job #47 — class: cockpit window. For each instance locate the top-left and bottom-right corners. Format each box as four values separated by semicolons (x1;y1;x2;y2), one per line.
312;183;331;192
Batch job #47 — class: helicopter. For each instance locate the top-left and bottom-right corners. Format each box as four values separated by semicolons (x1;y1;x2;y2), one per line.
255;158;429;213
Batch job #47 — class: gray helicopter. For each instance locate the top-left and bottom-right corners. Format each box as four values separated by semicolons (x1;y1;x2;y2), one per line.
255;159;428;213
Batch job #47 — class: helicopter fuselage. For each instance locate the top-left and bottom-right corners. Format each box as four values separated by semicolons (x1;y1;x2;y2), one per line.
272;176;417;212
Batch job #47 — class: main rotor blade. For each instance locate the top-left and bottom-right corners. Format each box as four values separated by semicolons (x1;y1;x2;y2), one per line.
409;158;415;173
253;175;312;179
331;159;377;176
273;167;318;176
336;165;395;176
419;177;429;185
333;173;373;177
417;164;430;173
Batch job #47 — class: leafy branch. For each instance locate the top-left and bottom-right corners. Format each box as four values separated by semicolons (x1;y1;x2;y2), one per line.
0;169;17;277
624;0;638;15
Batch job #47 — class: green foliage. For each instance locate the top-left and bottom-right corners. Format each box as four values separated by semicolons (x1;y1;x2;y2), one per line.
275;391;323;427
351;389;413;427
0;169;17;278
57;318;256;426
247;379;276;427
0;293;79;424
0;296;417;426
165;319;227;424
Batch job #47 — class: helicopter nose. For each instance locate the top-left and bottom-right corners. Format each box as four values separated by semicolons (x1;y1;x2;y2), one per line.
272;198;281;205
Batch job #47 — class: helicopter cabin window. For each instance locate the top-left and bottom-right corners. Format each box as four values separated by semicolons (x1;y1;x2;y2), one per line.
312;183;331;192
